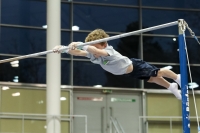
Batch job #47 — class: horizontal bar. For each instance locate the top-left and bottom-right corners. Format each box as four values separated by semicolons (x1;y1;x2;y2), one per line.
0;21;178;64
0;50;53;63
76;21;178;46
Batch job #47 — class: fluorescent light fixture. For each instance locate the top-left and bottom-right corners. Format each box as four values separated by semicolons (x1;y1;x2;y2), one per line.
10;60;19;65
42;25;47;29
12;92;20;96
38;100;44;104
10;60;19;67
162;66;173;70
61;85;68;88
188;82;199;89
72;26;79;31
13;79;19;82
93;85;102;88
11;64;19;67
2;86;10;90
13;76;19;82
60;97;67;101
173;38;176;41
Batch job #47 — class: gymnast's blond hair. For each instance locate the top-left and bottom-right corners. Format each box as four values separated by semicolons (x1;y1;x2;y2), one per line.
85;29;109;45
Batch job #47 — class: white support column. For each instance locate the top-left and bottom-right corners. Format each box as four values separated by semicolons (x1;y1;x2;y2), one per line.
46;0;61;133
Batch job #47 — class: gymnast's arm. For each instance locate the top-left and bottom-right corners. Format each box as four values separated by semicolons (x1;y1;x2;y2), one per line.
70;42;108;57
52;44;87;57
67;42;88;56
86;46;109;57
69;45;108;57
68;49;88;56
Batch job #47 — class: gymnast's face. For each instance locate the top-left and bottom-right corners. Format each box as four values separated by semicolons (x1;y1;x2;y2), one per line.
92;43;107;49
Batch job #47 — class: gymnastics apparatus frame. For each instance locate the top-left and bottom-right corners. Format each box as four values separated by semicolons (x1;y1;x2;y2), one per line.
1;19;199;133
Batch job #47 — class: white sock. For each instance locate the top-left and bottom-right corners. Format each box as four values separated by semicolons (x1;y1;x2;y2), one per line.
168;83;182;100
174;74;181;88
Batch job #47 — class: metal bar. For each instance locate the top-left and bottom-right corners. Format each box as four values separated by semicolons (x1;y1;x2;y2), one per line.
63;1;200;12
114;118;122;133
0;115;70;120
0;50;53;64
178;20;190;133
142;6;200;12
170;118;172;133
110;107;113;117
22;115;24;133
109;107;114;132
146;121;148;133
110;119;112;133
0;113;87;133
139;116;141;133
110;117;120;133
142;92;147;133
0;23;46;30
85;116;88;133
53;116;55;133
69;90;73;133
70;0;74;86
115;118;125;133
101;107;105;133
0;21;178;64
139;116;199;119
139;0;144;89
63;1;140;8
0;112;87;117
63;21;178;47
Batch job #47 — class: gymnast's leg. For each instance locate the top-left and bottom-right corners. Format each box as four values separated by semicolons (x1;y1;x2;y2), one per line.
157;68;181;87
148;77;181;100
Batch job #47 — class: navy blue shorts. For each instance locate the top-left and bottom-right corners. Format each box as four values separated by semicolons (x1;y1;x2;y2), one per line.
128;58;160;80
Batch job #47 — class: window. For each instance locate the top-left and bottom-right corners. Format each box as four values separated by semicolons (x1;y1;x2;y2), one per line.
61;60;70;85
143;36;179;63
72;0;138;6
73;5;139;32
143;36;200;63
0;56;46;84
61;3;71;29
2;0;46;27
73;60;140;88
73;61;106;86
142;9;200;35
0;27;46;55
142;0;200;9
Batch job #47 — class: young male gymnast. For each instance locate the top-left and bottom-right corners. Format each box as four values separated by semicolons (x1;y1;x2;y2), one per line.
53;29;182;100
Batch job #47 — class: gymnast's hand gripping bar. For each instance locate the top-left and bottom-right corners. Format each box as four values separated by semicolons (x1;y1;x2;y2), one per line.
0;21;178;64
